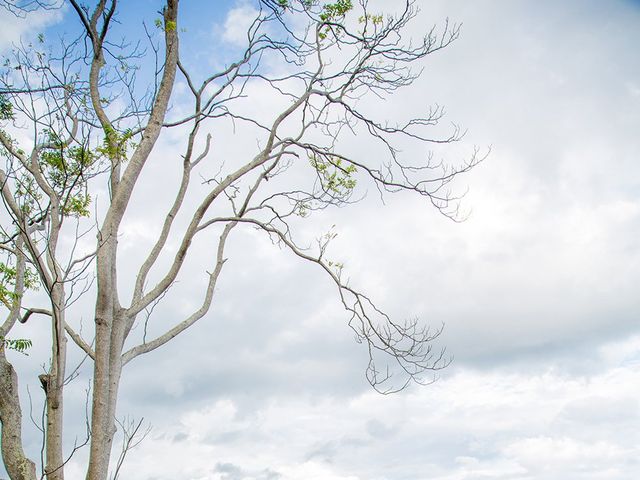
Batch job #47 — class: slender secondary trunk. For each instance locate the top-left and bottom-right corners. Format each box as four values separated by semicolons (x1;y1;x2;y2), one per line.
44;287;67;480
0;349;37;480
43;365;66;480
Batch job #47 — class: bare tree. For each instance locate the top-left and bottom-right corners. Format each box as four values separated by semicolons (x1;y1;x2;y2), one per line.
0;1;484;479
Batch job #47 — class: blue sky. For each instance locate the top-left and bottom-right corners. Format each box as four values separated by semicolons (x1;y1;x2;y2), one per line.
2;0;640;479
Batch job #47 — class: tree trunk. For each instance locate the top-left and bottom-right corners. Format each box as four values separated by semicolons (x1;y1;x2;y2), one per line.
43;373;66;480
84;317;124;480
44;289;67;480
85;233;123;480
0;349;37;480
85;302;114;478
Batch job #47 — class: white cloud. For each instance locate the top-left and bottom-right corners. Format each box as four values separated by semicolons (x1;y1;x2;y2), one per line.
599;335;640;368
114;350;640;479
221;3;260;46
0;5;63;51
503;436;631;478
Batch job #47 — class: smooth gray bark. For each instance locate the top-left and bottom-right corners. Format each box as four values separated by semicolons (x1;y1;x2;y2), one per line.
84;2;180;479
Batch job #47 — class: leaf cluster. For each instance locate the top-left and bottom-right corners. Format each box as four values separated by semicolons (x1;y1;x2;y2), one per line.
310;154;357;197
96;126;134;161
319;0;352;22
274;0;313;9
0;260;39;309
0;336;33;354
317;0;353;40
154;17;177;32
0;94;13;120
40;130;96;217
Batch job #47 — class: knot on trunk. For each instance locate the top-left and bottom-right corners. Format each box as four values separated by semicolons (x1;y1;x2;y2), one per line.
38;373;49;394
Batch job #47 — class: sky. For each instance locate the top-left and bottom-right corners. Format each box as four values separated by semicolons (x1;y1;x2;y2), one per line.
1;0;640;479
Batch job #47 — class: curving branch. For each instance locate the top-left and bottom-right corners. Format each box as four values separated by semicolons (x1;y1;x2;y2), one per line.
191;214;449;393
17;308;95;360
122;222;235;365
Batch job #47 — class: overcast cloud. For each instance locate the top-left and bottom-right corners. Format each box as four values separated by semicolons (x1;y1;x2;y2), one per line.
2;0;640;479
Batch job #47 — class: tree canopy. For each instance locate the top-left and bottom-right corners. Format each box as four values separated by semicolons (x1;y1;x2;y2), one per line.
0;1;482;478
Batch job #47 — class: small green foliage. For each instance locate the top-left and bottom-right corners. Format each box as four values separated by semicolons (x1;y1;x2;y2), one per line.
275;0;313;10
97;126;133;160
317;0;352;40
296;201;310;217
1;337;33;354
37;33;45;43
39;129;98;217
358;13;383;25
0;261;38;309
310;154;357;196
62;192;91;217
319;0;352;22
327;259;345;277
155;17;177;32
0;262;17;309
0;95;14;121
14;176;41;216
165;20;177;32
24;269;39;292
42;132;95;172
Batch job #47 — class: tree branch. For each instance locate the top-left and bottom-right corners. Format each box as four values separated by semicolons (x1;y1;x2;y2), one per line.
122;222;235;364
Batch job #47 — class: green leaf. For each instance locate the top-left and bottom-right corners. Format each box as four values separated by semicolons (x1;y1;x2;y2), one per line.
310;153;357;197
0;95;14;121
1;337;33;354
